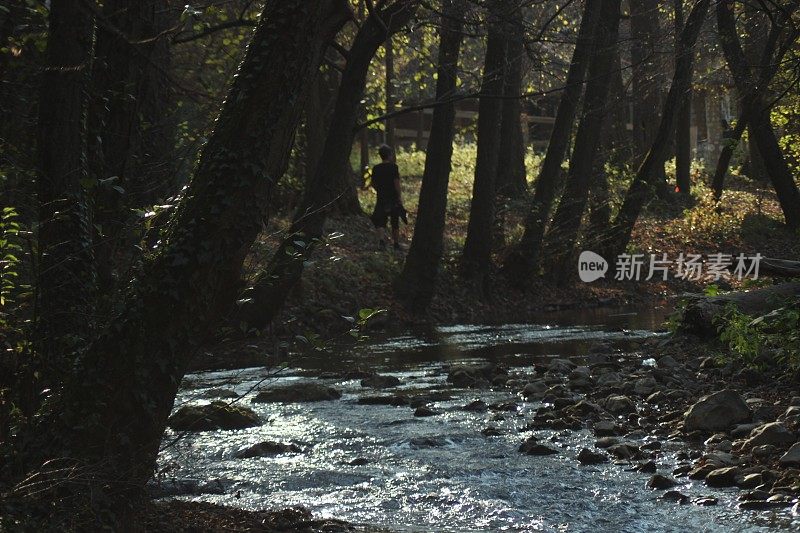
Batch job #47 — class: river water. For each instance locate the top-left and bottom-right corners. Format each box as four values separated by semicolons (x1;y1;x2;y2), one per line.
157;305;799;532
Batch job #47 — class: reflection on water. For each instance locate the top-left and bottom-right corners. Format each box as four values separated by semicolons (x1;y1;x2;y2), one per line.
159;304;798;532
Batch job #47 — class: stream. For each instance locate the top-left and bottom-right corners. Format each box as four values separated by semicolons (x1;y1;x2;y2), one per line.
156;305;800;532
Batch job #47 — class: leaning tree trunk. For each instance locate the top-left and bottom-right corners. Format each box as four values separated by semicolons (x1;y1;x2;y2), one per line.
26;0;350;512
711;12;793;200
461;0;509;292
394;0;466;313
673;0;692;194
234;0;417;331
496;9;527;198
502;0;601;278
34;0;96;387
543;0;621;284
717;0;800;229
601;0;710;262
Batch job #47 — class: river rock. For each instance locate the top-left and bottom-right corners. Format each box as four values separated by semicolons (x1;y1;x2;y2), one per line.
596;372;623;388
409;436;447;448
360;374;401;388
657;356;679;369
608;442;641;460
605;395;637;415
254;383;341;403
547;358;574;374
463;399;489;412
570;400;603;416
738;473;764;489
414;405;440;417
705;466;740;487
235;441;302;458
647;474;677;490
521;443;559;456
634;378;658;397
481;426;502;437
661;490;689;504
489;401;519;412
519;436;557;456
447;363;503;388
577;448;608;465
684;390;750;432
745;422;796;448
731;423;760;439
197;388;239;399
688;464;717;480
521;381;548;399
778;442;800;466
593;420;622;437
358;395;409;406
637;460;657;473
168;401;260;431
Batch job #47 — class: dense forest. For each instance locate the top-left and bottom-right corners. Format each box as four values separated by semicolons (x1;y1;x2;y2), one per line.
2;0;800;531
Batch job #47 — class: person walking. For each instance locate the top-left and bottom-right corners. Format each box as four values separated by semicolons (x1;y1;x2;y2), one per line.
369;144;407;250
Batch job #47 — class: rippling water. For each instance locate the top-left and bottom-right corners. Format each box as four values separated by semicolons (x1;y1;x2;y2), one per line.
158;306;799;531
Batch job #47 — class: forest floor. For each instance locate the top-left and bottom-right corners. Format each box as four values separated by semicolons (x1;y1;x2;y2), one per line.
230;155;800;354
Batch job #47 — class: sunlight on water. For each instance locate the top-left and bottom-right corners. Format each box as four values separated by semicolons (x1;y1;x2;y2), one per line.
158;309;798;532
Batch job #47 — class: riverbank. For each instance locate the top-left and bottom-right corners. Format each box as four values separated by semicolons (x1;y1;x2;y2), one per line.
141;500;387;532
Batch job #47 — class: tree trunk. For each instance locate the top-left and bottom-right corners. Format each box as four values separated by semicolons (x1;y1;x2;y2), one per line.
743;2;769;183
461;0;509;291
674;0;692;194
496;10;527;198
385;36;396;147
681;282;800;337
34;0;96;384
716;0;800;229
304;64;339;179
543;0;621;284
90;0;177;295
502;0;601;278
28;0;350;510
602;0;710;261
394;0;465;312
234;0;417;331
711;9;793;200
630;0;663;158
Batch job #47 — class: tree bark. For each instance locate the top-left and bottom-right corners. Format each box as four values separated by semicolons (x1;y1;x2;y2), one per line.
35;0;96;384
385;35;396;147
743;2;769;183
394;0;465;312
674;0;692;194
496;9;527;198
716;0;800;229
602;0;710;261
630;0;664;161
502;0;601;278
28;0;350;509
543;0;621;284
234;0;417;331
461;0;509;291
90;0;177;295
